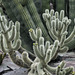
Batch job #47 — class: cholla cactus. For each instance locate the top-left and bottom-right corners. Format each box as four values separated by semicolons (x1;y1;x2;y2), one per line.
28;28;74;75
0;14;28;67
29;27;42;43
42;9;75;59
0;14;74;75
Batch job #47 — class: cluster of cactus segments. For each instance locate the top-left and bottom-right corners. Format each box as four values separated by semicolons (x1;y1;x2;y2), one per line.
0;13;74;75
2;0;54;53
42;9;75;59
29;27;74;75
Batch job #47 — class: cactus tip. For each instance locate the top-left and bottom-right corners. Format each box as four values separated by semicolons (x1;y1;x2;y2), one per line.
29;28;33;32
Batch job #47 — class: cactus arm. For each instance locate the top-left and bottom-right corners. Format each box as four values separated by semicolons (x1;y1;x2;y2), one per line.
56;61;66;75
52;21;58;37
49;29;57;40
51;40;59;59
8;26;15;41
36;63;45;75
61;23;67;34
36;27;42;40
45;18;51;30
55;11;59;19
45;49;51;63
59;46;69;53
56;66;61;75
39;37;44;45
60;10;64;21
11;39;21;50
12;21;20;48
64;66;74;74
62;18;71;32
45;41;50;51
49;20;58;40
45;65;56;74
59;61;65;69
6;25;12;33
0;34;6;52
9;50;29;68
45;20;58;40
56;61;74;75
0;21;6;32
22;51;33;67
43;12;58;41
60;31;68;46
64;26;75;44
15;21;20;39
33;43;43;60
6;20;14;33
39;45;45;57
29;28;43;44
29;28;37;41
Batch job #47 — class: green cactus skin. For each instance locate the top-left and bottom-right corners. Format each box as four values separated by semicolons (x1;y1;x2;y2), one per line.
2;0;17;21
69;0;75;35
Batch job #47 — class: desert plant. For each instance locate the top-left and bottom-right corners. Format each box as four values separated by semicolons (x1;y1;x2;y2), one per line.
42;9;75;59
0;13;74;75
2;0;53;54
2;0;75;51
